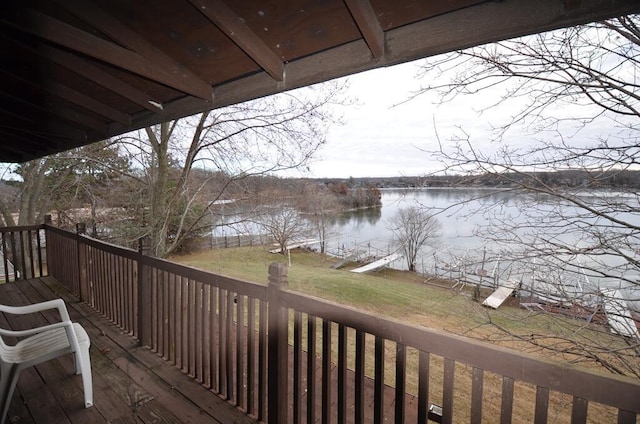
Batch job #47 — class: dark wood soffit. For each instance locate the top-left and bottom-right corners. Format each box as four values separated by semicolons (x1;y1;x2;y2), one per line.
52;0;214;103
36;44;165;114
114;0;640;137
1;8;213;101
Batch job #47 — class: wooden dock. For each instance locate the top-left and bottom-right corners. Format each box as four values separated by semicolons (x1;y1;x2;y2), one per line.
350;253;403;273
269;238;319;254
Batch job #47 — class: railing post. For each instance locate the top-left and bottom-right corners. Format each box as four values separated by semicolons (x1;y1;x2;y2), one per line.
76;223;88;301
137;236;151;347
268;262;288;424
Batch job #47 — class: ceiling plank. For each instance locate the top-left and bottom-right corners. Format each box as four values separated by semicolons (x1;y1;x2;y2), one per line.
0;68;131;126
46;82;132;127
344;0;385;57
187;0;285;81
1;9;213;101
565;0;582;10
52;0;213;105
0;89;106;133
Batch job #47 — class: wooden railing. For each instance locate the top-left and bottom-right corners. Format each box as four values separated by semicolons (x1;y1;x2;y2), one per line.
11;222;640;423
0;224;47;282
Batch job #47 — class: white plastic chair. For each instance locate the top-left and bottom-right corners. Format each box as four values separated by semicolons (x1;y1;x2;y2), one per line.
0;299;93;424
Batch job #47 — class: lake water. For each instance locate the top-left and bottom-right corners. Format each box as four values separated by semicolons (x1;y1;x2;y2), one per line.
214;187;640;308
326;188;640;308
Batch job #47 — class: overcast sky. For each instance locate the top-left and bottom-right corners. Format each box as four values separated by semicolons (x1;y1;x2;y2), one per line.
305;55;622;179
306;60;509;178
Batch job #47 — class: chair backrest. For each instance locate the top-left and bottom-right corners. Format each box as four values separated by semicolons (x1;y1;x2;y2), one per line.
0;300;77;358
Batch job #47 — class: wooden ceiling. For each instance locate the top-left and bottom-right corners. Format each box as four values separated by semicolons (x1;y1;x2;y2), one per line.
1;0;639;162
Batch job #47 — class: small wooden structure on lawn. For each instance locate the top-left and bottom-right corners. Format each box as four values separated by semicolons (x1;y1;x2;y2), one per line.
482;279;520;309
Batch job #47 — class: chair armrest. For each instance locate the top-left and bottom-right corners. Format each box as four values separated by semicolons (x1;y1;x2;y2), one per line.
0;299;71;322
0;320;73;338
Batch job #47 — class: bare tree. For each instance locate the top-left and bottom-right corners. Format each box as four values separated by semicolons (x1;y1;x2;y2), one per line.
114;81;347;257
298;184;340;254
414;15;640;377
258;206;310;256
388;205;441;272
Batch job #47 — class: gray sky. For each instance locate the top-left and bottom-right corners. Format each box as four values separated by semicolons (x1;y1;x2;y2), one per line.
307;56;624;179
310;62;436;178
308;60;513;178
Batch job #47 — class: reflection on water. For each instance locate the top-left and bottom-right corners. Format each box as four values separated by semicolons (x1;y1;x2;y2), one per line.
331;207;382;227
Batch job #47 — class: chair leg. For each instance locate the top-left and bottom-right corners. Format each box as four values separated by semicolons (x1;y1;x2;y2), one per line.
0;364;20;424
76;345;93;408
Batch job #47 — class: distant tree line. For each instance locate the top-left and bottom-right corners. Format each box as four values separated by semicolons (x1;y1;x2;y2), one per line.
313;169;640;189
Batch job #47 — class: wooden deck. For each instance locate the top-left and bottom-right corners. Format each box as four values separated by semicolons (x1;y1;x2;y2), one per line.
0;276;257;424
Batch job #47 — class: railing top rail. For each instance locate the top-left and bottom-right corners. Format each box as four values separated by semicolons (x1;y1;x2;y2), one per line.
140;254;269;298
280;288;640;413
1;224;45;232
46;224;269;299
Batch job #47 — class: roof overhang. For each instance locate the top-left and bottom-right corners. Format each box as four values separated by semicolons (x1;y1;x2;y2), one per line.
1;0;639;162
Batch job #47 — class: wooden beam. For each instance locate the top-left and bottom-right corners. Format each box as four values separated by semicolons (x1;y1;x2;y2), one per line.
1;9;213;101
52;0;213;104
344;0;385;57
35;44;164;114
187;0;285;81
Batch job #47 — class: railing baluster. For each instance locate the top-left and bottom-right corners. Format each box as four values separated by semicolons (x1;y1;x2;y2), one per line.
27;229;35;278
202;283;210;385
236;293;245;407
293;311;303;424
36;228;43;277
338;324;347;424
322;319;332;424
258;299;267;422
195;280;204;382
443;358;455;424
169;273;177;365
374;336;384;424
151;267;159;352
182;276;190;372
2;232;9;282
617;409;636;424
534;386;549;424
355;330;365;424
471;367;483;424
210;286;218;391
501;376;514;424
307;315;317;424
8;232;16;280
395;342;406;424
19;230;26;280
225;288;233;400
571;397;588;424
219;288;227;395
417;351;430;424
247;297;256;415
